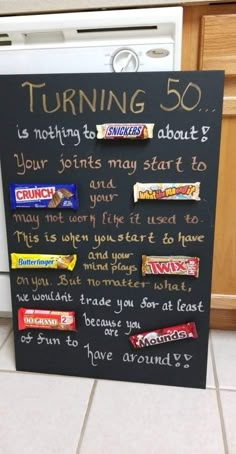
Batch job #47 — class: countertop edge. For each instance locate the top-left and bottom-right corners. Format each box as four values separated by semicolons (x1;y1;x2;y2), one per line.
0;0;234;17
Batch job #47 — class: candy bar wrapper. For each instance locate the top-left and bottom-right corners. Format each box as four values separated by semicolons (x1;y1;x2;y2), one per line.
142;256;199;278
18;308;76;331
9;183;78;209
11;253;77;271
129;322;198;349
96;123;154;139
133;182;200;202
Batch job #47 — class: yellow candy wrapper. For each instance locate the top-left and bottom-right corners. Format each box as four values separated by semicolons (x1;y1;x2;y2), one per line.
11;253;77;271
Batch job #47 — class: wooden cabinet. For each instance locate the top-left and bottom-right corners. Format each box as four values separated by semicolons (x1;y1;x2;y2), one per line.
199;14;236;115
182;4;236;329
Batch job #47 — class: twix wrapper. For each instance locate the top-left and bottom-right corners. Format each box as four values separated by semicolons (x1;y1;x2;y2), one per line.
133;182;200;202
18;308;76;331
142;256;199;278
11;253;77;271
96;123;154;139
129;322;198;349
10;183;78;209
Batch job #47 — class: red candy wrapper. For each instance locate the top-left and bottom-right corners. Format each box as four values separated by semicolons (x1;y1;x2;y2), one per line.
129;322;198;349
18;308;76;331
142;255;199;278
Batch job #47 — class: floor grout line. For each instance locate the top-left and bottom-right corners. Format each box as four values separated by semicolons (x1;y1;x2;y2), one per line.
217;388;236;393
76;379;98;454
210;334;229;454
0;327;12;354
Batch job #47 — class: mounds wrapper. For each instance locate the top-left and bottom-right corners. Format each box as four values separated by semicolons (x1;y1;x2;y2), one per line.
18;308;76;331
11;253;77;271
96;123;154;139
133;182;200;202
142;255;199;278
129;322;198;349
9;183;78;209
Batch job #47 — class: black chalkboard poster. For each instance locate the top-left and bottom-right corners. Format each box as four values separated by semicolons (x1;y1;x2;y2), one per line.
0;71;224;389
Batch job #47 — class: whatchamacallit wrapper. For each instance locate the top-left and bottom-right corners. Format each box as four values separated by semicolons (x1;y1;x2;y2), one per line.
133;182;200;202
9;183;78;209
11;253;77;271
142;255;199;278
18;308;76;331
129;322;198;349
96;123;154;139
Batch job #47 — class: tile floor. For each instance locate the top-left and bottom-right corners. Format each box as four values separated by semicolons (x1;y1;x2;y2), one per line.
0;318;235;454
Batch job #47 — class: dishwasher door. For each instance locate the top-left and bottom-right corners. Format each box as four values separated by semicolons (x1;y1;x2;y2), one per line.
0;7;183;314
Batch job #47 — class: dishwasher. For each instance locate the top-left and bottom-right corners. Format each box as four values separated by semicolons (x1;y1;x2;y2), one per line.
0;6;182;314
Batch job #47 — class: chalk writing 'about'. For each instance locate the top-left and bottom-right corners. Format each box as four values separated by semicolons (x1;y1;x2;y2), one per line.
157;124;210;143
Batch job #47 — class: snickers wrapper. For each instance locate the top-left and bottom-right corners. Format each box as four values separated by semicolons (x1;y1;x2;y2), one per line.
133;182;200;202
11;253;77;271
18;308;76;331
10;183;78;209
129;322;198;349
142;256;199;278
96;123;154;139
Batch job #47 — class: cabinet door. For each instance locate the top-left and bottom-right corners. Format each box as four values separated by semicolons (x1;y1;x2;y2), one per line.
199;14;236;307
199;14;236;115
183;5;236;328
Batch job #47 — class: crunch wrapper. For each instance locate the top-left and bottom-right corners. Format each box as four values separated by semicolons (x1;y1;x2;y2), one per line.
96;123;154;139
10;183;78;209
133;182;200;202
18;308;76;331
129;322;198;349
11;253;77;271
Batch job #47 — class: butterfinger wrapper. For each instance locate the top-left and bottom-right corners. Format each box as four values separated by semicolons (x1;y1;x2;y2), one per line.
11;253;77;271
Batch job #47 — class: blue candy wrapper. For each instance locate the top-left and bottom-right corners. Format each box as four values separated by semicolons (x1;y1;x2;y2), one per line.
10;184;78;209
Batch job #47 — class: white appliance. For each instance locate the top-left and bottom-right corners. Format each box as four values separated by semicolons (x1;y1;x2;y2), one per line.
0;7;182;314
